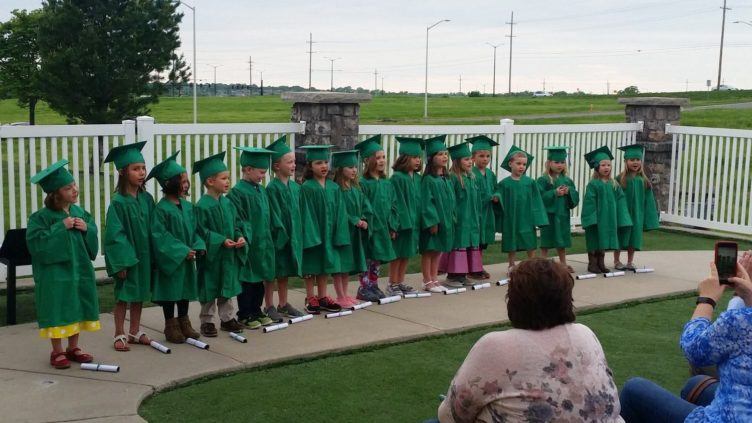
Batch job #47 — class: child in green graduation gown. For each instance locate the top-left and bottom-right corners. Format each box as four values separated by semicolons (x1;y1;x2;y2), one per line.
148;151;205;343
537;146;579;273
420;135;455;293
331;150;372;307
439;142;482;287
468;135;499;280
614;144;660;270
389;137;424;295
265;136;305;318
28;160;100;369
494;145;548;274
228;146;279;328
581;146;633;274
192;152;247;336
103;142;154;352
299;145;349;314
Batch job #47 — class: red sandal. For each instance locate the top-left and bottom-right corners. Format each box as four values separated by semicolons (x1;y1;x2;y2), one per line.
65;347;93;363
50;351;70;369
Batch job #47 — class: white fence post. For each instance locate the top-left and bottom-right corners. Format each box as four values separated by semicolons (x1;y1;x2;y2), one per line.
135;116;156;196
499;118;515;178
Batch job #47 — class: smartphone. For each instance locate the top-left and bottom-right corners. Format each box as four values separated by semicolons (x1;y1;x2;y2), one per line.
715;241;738;284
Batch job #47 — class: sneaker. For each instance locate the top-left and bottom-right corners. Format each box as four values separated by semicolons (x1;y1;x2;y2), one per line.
385;284;403;297
370;284;386;299
241;317;262;330
624;262;636;271
423;281;447;293
305;296;321;315
257;313;274;326
336;297;354;308
278;303;305;318
356;285;380;302
444;275;465;288
614;261;627;271
317;296;342;312
200;322;218;337
468;272;489;280
265;306;283;323
220;318;244;333
396;283;415;294
462;278;477;287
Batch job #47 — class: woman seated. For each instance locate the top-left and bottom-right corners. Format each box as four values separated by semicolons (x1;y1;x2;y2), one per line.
437;258;623;422
620;251;752;422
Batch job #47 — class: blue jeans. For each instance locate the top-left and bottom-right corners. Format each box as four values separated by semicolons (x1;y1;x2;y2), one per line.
620;376;718;422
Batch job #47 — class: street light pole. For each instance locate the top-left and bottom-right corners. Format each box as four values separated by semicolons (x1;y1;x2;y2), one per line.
486;42;501;97
179;1;197;123
424;19;450;118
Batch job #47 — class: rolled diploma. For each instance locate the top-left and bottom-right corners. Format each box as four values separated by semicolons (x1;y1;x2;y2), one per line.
150;340;171;354
263;322;289;333
350;301;373;310
186;337;209;349
230;332;248;343
604;271;626;278
496;279;509;286
576;273;597;280
444;288;467;295
325;310;353;319
404;292;431;298
472;282;491;290
378;295;402;305
81;363;120;373
288;314;314;324
635;268;655;273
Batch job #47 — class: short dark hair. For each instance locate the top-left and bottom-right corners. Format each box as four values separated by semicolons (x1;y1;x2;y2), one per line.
162;173;183;196
506;258;575;330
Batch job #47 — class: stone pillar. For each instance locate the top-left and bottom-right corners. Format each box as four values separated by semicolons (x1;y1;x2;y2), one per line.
617;97;689;212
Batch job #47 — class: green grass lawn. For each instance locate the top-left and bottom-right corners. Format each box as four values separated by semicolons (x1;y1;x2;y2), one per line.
3;229;750;327
137;291;734;422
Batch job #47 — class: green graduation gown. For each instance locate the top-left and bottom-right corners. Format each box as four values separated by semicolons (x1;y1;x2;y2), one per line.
618;176;660;250
450;173;481;249
104;191;154;302
360;177;397;263
27;206;100;329
419;174;456;253
537;174;580;249
472;167;498;247
267;177;303;278
151;198;205;302
391;170;422;258
228;180;281;283
339;186;373;274
300;179;351;275
493;175;549;252
581;179;633;252
195;194;246;302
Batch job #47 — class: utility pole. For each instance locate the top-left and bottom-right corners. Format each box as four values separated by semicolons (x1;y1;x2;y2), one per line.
716;0;730;91
458;75;462;94
542;78;546;92
374;69;379;94
506;12;515;94
208;64;220;96
307;33;317;91
324;57;341;92
248;56;253;96
686;79;689;92
259;71;264;96
606;81;610;95
381;76;384;94
486;43;501;96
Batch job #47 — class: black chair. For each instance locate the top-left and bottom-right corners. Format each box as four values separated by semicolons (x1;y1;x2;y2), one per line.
0;229;31;325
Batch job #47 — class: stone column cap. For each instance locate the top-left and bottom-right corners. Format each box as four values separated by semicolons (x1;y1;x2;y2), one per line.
281;92;372;103
617;97;689;107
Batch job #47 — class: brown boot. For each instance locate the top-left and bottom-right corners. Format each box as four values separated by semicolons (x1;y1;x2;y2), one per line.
587;252;600;274
178;316;200;339
597;251;611;273
164;318;186;344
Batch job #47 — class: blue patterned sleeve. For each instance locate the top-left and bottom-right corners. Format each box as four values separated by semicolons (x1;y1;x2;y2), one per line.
681;312;742;367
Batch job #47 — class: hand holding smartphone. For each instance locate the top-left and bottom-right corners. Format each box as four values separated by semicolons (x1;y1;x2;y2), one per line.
715;241;738;285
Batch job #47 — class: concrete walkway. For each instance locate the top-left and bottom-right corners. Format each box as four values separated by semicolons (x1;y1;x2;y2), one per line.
0;250;710;422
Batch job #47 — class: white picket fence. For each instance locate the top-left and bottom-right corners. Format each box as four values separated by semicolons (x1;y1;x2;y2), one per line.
664;124;752;235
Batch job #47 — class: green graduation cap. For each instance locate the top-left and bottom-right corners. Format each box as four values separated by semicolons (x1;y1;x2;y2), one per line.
146;151;186;187
466;135;499;153
298;145;334;162
584;146;614;170
266;135;292;163
104;141;147;170
30;159;75;193
500;145;534;173
235;146;274;170
618;144;645;161
447;142;472;160
395;137;424;157
543;146;570;162
424;135;448;157
192;151;228;183
353;135;383;159
331;150;360;168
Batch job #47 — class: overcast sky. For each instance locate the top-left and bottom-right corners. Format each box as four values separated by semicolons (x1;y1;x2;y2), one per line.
3;0;752;93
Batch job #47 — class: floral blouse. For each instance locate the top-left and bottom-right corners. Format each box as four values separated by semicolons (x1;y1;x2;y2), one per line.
438;323;623;422
681;309;752;422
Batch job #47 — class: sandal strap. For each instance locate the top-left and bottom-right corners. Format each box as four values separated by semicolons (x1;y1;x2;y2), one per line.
66;346;82;354
128;331;147;340
114;334;127;343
